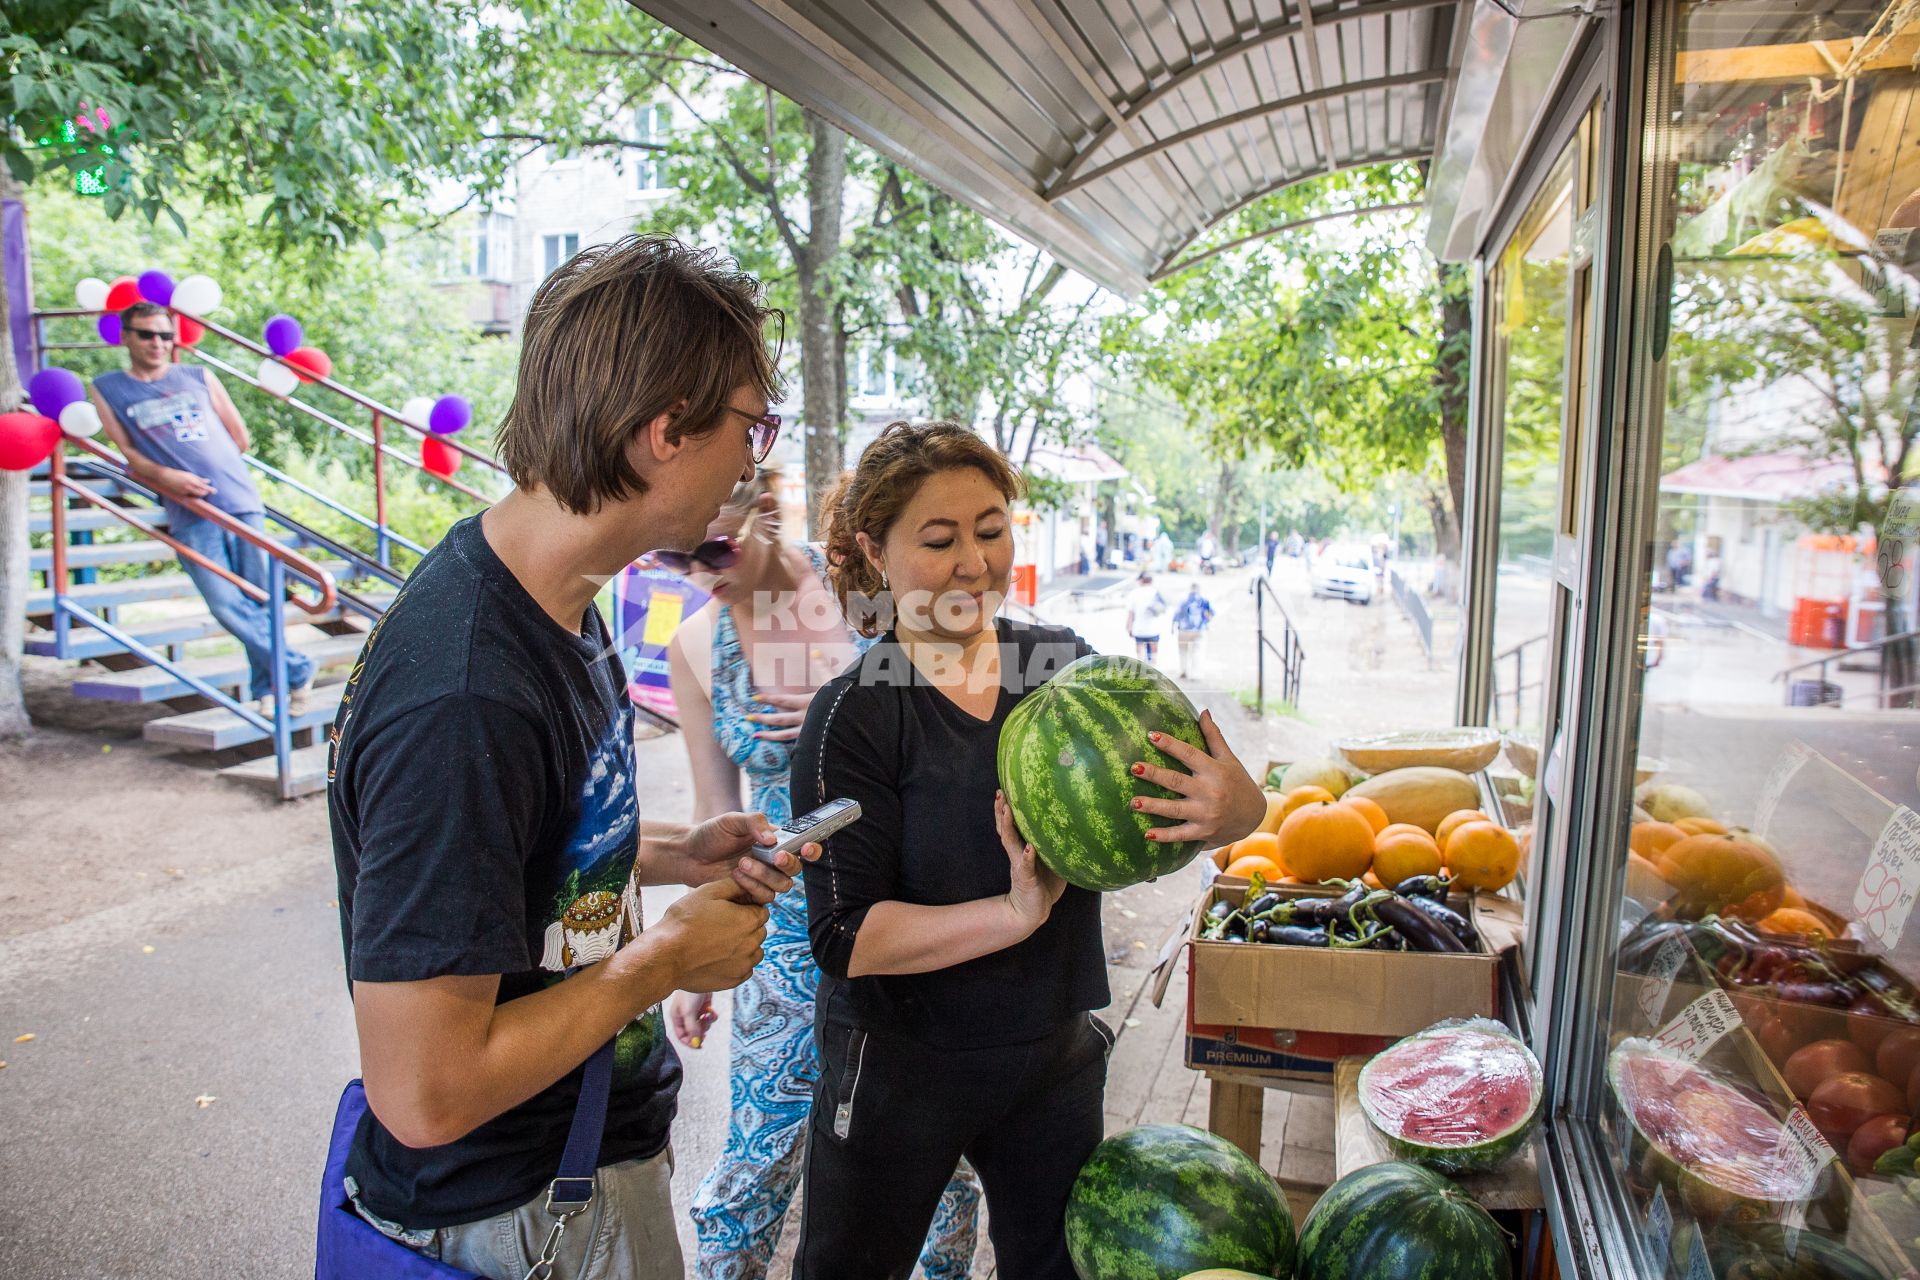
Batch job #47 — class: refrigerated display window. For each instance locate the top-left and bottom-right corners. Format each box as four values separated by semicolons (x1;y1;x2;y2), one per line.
1603;0;1920;1272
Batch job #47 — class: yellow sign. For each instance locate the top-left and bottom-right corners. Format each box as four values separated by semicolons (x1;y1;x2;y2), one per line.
642;591;685;647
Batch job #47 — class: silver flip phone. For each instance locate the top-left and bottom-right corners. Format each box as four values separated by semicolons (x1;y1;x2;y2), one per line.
750;797;863;865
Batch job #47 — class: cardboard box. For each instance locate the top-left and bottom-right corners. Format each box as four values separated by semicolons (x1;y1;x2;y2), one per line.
1187;883;1502;1039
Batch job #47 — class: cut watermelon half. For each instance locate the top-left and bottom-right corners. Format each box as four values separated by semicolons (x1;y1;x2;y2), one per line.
1358;1018;1543;1174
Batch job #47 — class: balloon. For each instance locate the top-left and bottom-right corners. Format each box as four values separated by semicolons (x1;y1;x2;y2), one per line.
428;395;472;435
176;316;205;347
170;274;223;317
284;346;333;384
27;366;86;419
137;270;175;306
0;412;61;471
58;400;103;439
422;437;461;479
263;314;303;357
256;357;300;398
75;278;109;311
103;276;140;312
400;396;435;428
97;314;122;345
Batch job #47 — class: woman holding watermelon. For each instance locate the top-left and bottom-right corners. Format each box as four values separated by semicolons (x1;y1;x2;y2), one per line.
791;421;1266;1280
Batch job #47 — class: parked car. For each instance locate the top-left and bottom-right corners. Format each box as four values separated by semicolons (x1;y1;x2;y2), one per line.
1310;544;1375;604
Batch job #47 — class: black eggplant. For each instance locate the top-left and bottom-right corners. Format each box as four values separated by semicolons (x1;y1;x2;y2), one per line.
1249;919;1270;944
1393;874;1451;902
1225;914;1248;940
1247;892;1282;917
1373;896;1470;952
1406;895;1480;948
1268;924;1332;948
1207;899;1234;922
1291;882;1367;926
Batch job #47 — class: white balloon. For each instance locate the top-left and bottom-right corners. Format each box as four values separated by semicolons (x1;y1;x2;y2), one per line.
58;400;103;438
257;357;300;398
75;277;110;312
171;274;223;317
400;396;435;428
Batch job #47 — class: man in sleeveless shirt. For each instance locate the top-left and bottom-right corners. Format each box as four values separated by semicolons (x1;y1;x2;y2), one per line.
90;302;314;714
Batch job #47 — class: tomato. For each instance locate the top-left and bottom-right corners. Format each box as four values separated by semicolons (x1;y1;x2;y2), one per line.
1783;1039;1871;1100
1877;1026;1920;1089
1848;996;1905;1058
1754;1015;1801;1066
1846;1113;1910;1175
1773;994;1848;1045
1808;1072;1907;1146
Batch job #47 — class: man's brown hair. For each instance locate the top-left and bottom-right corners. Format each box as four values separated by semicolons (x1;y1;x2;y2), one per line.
497;235;784;514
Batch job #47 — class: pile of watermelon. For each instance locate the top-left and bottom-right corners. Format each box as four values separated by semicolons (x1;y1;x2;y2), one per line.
1295;1162;1512;1279
1357;1018;1543;1174
998;654;1209;892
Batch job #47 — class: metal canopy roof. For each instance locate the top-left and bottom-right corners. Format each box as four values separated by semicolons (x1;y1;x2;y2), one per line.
634;0;1463;295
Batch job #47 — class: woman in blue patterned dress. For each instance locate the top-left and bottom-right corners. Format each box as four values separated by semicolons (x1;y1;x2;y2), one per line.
666;472;981;1280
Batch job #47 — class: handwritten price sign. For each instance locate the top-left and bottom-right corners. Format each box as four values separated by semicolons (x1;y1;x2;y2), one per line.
1773;1105;1837;1201
1638;933;1688;1028
1852;808;1920;952
1652;989;1740;1061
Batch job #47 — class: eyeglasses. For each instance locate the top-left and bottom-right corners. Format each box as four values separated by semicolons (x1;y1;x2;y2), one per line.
642;536;742;576
130;328;175;342
720;405;782;463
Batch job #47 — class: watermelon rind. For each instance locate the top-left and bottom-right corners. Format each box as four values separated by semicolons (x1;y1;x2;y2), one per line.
1065;1124;1295;1280
1295;1161;1512;1280
1356;1018;1542;1175
998;654;1208;892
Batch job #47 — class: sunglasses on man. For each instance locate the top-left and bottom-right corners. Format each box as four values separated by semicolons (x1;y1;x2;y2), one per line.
130;327;176;342
641;505;761;576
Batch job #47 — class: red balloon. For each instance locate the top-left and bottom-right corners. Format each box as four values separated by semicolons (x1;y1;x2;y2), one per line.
0;412;62;471
175;315;205;347
284;346;333;384
422;436;461;479
103;276;140;312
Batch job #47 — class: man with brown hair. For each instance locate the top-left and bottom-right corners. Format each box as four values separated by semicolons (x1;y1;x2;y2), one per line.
328;236;803;1279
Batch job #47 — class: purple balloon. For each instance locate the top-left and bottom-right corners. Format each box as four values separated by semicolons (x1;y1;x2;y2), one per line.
97;314;122;345
137;270;175;306
28;366;87;418
263;314;303;357
428;395;472;435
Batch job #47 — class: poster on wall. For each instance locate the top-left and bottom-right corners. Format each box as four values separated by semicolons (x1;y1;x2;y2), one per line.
614;564;708;721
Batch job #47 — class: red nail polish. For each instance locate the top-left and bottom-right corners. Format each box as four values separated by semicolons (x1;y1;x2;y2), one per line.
1131;763;1145;776
1132;799;1143;810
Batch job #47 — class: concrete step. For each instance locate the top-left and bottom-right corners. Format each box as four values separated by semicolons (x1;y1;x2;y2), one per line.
143;681;347;752
23;604;359;660
69;636;365;704
29;539;174;572
29;476;129;499
29;505;170;534
25;574;201;615
218;742;332;798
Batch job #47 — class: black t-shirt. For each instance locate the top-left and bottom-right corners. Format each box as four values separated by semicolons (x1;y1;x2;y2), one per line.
792;618;1110;1048
327;515;680;1229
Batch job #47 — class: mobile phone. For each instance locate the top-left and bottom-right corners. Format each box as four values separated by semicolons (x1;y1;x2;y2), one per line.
750;797;863;866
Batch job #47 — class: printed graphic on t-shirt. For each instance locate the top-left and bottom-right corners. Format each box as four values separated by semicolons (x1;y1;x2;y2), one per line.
126;391;213;444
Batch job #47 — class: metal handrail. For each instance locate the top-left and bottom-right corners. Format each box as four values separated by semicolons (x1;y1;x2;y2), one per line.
1773;627;1920;709
1773;629;1919;683
1252;575;1305;714
1493;632;1550;726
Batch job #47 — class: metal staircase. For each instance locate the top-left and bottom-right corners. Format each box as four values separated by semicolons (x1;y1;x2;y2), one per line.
22;306;509;798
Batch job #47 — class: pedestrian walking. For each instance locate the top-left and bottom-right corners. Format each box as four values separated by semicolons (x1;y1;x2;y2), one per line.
1172;581;1215;679
1125;570;1170;665
1264;530;1279;576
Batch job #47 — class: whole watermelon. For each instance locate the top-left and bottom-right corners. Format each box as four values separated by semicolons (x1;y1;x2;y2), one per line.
1295;1162;1510;1280
1066;1124;1295;1280
998;654;1207;891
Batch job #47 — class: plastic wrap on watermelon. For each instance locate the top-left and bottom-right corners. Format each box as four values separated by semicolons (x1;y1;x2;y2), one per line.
1357;1016;1543;1174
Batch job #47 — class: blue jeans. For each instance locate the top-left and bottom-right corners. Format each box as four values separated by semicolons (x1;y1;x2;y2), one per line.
172;510;314;700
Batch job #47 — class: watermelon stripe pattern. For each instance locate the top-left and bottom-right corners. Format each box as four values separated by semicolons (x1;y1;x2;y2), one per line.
1296;1162;1512;1280
998;654;1208;892
1065;1124;1295;1280
1357;1019;1542;1174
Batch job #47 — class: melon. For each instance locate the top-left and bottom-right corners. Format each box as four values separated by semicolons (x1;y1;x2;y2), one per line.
1295;1161;1511;1279
1279;756;1355;798
998;655;1207;891
1336;728;1502;774
1637;783;1714;824
1358;1019;1542;1173
1345;768;1481;835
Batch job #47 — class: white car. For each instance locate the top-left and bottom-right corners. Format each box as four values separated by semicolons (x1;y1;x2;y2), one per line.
1310;545;1376;604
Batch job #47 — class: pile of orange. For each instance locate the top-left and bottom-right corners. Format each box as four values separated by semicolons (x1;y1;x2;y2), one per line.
1212;787;1521;894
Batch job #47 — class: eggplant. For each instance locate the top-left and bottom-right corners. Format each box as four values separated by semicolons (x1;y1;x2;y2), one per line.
1268;924;1331;948
1207;899;1234;922
1406;895;1480;948
1249;919;1270;944
1225;914;1248;940
1292;881;1368;926
1392;874;1451;902
1373;896;1471;953
1247;892;1282;916
1774;978;1854;1008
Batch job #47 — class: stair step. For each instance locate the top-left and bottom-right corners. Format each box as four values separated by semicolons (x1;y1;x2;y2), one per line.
24;604;358;659
218;743;333;797
26;574;202;615
69;636;365;704
30;539;175;571
29;476;128;499
29;506;170;534
144;682;348;752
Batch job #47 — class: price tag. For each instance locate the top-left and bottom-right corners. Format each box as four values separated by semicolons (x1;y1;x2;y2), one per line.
1753;742;1811;839
1652;989;1740;1061
1643;1185;1672;1268
1772;1105;1838;1200
1852;807;1920;952
1639;933;1688;1028
1682;1223;1713;1280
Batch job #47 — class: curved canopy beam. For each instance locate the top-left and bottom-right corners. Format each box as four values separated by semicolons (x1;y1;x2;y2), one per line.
1047;70;1448;201
1046;0;1457;195
1151;152;1433;269
1149;202;1424;282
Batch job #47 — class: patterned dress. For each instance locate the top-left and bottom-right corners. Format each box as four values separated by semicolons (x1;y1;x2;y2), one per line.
688;546;982;1280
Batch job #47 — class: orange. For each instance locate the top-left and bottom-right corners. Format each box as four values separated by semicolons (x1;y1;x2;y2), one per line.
1675;816;1728;836
1211;845;1232;871
1755;907;1831;940
1444;821;1522;892
1660;832;1783;920
1372;825;1443;887
1278;786;1338;821
1630;821;1687;858
1434;809;1492;849
1779;884;1809;911
1340;795;1390;835
1221;854;1284;883
1362;870;1385;890
1256;791;1290;835
1275;801;1376;882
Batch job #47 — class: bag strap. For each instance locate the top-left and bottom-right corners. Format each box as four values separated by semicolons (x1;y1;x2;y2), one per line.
522;1038;616;1280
